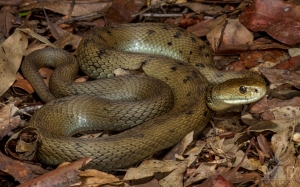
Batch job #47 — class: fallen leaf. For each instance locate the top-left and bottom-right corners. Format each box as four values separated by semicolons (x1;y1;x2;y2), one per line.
18;158;92;187
123;160;180;181
78;169;123;186
0;29;27;96
0;152;46;183
0;102;20;139
19;1;111;17
239;0;300;45
159;161;187;187
163;131;194;160
184;163;218;187
106;0;145;26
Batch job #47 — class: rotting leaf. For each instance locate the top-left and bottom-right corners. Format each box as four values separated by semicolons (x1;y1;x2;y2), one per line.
0;29;27;96
239;0;300;45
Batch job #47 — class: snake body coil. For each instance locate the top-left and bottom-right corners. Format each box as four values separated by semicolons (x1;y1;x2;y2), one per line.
22;23;266;170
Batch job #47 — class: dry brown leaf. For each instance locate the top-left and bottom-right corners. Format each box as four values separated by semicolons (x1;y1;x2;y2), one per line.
240;0;300;45
12;72;34;94
0;6;18;39
177;2;223;16
159;161;187;187
206;15;227;53
163;131;194;160
78;169;123;186
123;160;180;181
184;163;218;187
19;0;111;17
260;68;300;89
106;0;145;26
18;158;92;187
217;18;253;54
263;127;298;186
0;152;47;183
0;29;27;96
0;102;20;139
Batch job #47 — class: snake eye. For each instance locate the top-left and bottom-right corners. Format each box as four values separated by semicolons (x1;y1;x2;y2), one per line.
239;86;247;94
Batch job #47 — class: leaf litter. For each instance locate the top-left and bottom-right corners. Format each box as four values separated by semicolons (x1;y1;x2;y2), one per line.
0;0;300;186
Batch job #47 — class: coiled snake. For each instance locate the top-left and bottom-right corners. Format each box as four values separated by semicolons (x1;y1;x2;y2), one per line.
21;23;266;170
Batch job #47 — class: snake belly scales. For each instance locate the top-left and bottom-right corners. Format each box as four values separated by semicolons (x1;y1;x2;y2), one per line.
21;23;266;170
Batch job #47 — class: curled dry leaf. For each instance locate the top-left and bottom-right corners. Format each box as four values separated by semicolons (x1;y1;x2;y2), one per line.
239;0;300;45
0;29;27;96
5;127;39;161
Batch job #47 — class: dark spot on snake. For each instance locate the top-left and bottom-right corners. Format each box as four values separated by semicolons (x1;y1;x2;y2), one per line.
173;32;181;38
140;60;148;65
195;63;205;68
205;52;210;57
179;50;183;53
147;30;155;35
191;37;196;43
203;110;208;116
183;76;191;84
191;71;198;78
177;62;184;65
189;51;193;55
106;30;112;35
171;67;177;71
215;71;223;77
169;129;175;133
199;45;206;50
97;49;106;56
186;92;191;96
161;25;169;30
136;133;144;138
167;42;172;46
186;110;193;114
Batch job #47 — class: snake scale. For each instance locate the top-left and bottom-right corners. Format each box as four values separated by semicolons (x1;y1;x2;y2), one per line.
21;23;266;170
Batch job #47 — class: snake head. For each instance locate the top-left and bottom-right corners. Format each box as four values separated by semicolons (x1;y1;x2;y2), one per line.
206;78;267;111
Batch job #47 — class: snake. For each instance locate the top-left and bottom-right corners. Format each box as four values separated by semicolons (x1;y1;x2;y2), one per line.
21;23;266;170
